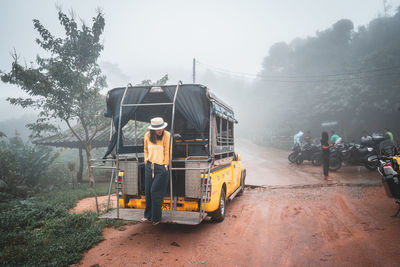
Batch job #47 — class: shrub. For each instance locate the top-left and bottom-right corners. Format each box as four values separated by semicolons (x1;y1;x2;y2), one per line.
0;183;114;267
0;136;59;199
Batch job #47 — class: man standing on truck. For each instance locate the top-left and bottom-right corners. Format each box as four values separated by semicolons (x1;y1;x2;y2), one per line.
141;117;171;225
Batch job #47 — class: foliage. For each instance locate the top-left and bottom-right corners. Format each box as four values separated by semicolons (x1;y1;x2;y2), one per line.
0;136;59;199
138;74;169;86
250;9;400;140
0;183;119;267
0;9;108;184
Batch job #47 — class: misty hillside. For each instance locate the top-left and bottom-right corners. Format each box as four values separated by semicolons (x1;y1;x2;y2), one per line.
238;9;400;141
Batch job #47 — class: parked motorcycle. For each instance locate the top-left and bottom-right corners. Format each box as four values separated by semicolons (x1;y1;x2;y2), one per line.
294;143;322;165
327;145;342;171
338;142;378;170
368;154;400;217
310;145;341;170
370;133;387;150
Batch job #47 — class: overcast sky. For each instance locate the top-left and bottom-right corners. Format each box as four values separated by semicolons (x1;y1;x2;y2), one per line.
1;0;399;119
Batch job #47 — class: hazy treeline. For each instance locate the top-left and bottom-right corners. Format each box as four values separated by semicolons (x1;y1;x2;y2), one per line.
238;8;400;142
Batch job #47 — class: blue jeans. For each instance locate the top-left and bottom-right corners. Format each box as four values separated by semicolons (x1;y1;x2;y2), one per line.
144;162;169;222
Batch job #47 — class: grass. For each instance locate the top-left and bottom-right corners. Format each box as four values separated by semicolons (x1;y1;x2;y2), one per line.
0;182;129;267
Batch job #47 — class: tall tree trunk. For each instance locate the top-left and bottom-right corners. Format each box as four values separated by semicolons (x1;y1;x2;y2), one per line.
85;143;94;186
77;147;84;183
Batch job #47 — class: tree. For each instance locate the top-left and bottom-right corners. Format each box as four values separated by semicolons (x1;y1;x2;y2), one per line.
1;9;107;185
249;8;400;140
137;74;169;86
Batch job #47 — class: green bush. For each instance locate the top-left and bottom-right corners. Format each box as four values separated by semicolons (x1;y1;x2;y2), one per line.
0;183;117;267
0;136;59;199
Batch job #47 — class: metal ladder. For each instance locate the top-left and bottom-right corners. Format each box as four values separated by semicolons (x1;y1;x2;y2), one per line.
199;166;212;219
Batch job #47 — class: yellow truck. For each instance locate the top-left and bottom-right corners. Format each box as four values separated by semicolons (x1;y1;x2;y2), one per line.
92;83;246;225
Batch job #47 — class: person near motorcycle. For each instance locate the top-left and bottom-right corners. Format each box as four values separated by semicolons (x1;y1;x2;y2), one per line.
294;130;304;146
304;131;312;144
321;131;334;181
385;128;394;143
330;131;340;144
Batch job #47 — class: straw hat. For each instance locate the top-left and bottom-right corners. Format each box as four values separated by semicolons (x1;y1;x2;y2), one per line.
148;117;168;130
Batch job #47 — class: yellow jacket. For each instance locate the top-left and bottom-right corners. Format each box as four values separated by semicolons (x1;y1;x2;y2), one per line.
144;130;171;165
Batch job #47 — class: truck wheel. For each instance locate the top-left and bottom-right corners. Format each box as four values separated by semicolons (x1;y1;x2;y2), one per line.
210;188;226;222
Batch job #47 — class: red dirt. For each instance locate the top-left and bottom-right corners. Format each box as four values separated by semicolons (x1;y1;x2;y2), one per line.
70;194;116;214
75;186;400;267
74;141;400;266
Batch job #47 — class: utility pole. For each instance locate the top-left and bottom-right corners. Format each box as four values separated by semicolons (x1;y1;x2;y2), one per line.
192;58;196;83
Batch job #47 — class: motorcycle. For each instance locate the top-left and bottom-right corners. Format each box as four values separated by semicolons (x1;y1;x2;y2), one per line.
327;145;342;171
294;143;322;166
369;133;387;150
310;145;341;170
338;142;378;170
368;154;400;217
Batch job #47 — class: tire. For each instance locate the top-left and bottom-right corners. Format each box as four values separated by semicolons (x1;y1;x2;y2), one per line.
210;188;226;222
288;152;297;163
311;154;322;166
329;157;342;172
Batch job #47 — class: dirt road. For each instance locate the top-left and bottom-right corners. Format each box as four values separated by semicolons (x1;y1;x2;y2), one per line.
75;142;400;267
236;139;379;186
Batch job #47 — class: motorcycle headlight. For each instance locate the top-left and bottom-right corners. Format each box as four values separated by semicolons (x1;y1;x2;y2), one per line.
367;147;373;152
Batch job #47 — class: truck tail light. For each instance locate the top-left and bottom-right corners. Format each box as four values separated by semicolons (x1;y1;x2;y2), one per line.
116;171;124;196
118;171;124;182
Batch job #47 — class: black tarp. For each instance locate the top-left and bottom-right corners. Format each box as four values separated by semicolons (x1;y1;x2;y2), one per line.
163;85;209;133
103;84;212;158
103;86;150;158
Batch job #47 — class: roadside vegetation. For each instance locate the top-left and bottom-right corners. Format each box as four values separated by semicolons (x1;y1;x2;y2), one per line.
0;133;126;266
0;135;65;200
0;8;139;266
0;182;125;267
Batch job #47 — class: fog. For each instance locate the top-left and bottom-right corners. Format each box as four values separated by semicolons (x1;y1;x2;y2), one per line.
1;0;400;141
